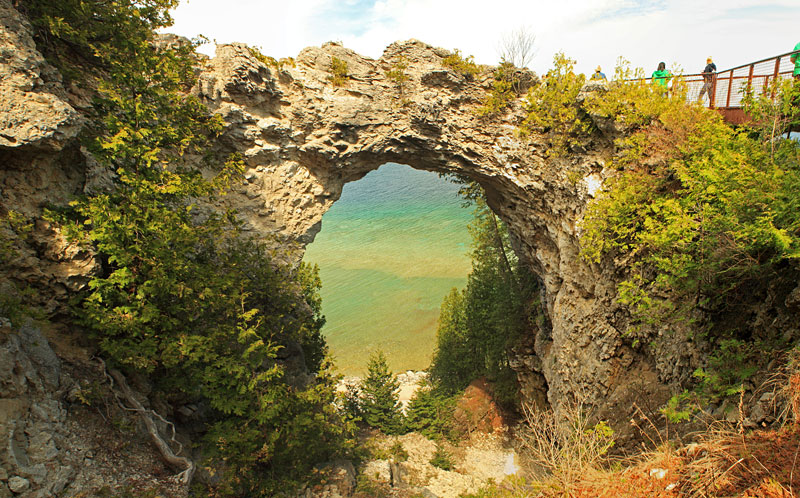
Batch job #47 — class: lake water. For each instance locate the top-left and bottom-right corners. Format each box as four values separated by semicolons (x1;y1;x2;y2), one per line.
303;163;472;376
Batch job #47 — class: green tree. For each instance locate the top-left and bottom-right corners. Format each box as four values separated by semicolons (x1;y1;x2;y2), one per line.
430;192;538;407
361;350;404;434
404;379;456;440
22;1;350;495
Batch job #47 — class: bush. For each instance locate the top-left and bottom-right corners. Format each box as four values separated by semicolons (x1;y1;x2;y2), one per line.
476;61;518;117
329;56;349;86
404;380;457;440
385;57;409;97
580;74;800;331
442;49;480;79
520;53;590;155
429;444;454;470
520;401;615;490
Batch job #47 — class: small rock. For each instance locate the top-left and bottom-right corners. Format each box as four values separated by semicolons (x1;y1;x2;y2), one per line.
362;459;391;484
649;468;667;479
7;476;29;494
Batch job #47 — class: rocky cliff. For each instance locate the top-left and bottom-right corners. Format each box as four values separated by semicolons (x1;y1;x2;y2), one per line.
0;0;696;440
187;40;687;424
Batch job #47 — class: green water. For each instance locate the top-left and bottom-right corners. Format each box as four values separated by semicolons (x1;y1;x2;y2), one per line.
303;164;472;376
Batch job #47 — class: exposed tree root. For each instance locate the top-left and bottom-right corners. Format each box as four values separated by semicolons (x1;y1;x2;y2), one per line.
101;362;195;485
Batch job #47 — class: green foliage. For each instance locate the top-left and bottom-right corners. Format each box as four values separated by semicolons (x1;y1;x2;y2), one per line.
430;191;538;407
21;0;180;82
520;53;590;156
429;444;454;470
663;338;763;422
354;473;390;498
389;441;408;462
329;56;349;86
248;46;295;70
581;74;800;331
404;380;457;440
476;61;517;117
583;58;686;132
24;1;350;495
360;350;404;434
442;49;480;79
385;57;409;98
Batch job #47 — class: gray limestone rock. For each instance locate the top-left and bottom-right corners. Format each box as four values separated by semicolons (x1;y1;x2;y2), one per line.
7;476;29;494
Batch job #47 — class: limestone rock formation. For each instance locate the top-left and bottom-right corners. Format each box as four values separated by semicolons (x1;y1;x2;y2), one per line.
0;0;693;437
190;38;683;426
0;0;81;150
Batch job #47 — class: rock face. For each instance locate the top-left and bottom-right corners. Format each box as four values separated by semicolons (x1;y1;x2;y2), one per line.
0;0;692;432
189;39;679;424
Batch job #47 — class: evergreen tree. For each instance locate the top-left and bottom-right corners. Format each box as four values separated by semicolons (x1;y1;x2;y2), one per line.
21;1;350;494
361;350;404;434
430;193;538;407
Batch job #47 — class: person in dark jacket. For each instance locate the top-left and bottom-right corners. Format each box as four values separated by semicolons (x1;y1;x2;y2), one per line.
698;56;716;104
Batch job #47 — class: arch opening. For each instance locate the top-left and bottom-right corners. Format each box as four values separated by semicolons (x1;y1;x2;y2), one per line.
302;163;473;376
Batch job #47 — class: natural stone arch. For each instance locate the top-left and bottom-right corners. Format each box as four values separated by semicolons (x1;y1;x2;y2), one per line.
193;39;683;425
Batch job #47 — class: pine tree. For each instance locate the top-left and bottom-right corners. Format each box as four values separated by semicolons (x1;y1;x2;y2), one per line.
361;350;403;434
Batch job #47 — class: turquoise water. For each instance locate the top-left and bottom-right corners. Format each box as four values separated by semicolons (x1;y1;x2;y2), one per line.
303;164;473;376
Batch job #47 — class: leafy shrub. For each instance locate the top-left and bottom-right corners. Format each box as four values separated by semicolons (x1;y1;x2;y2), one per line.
442;49;480;78
329;56;349;86
520;53;590;155
385;57;409;97
581;76;800;331
248;46;295;70
429;444;454;470
476;61;517;117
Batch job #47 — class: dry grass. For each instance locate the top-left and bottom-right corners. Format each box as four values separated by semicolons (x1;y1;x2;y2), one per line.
517;399;616;494
486;351;800;498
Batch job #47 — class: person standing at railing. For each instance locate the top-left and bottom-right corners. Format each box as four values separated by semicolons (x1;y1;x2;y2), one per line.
591;66;607;81
652;62;672;95
698;56;717;105
792;42;800;79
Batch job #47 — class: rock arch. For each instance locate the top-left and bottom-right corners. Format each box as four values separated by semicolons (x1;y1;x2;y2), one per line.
195;39;674;423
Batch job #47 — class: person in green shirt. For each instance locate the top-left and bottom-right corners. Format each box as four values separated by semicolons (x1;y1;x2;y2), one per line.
792;41;800;79
652;62;672;93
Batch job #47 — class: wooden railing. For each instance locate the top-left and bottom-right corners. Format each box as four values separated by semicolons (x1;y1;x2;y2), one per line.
631;50;799;124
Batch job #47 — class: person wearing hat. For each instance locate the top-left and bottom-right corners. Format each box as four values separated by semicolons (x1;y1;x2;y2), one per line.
590;65;607;81
698;56;717;105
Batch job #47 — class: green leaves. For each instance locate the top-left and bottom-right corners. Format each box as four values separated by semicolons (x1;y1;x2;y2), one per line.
25;0;348;494
521;53;589;155
580;66;800;337
430;194;537;407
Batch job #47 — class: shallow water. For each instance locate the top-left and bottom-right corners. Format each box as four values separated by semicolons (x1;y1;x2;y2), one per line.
303;163;472;375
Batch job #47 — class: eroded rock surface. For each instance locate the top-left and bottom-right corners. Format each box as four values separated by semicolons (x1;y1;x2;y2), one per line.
0;0;692;434
189;39;683;425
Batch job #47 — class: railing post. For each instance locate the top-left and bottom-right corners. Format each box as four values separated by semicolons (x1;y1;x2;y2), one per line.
710;73;717;108
771;56;781;98
725;69;734;108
